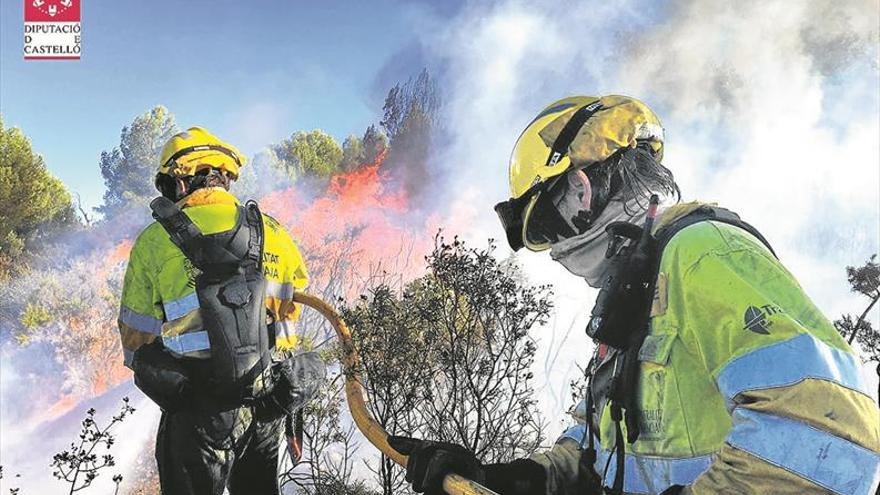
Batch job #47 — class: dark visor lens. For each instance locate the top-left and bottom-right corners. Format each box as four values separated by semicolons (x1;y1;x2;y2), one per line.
494;199;526;251
524;189;578;247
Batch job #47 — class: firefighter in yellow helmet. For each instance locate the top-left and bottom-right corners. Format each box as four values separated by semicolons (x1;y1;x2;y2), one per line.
117;127;325;495
390;96;880;494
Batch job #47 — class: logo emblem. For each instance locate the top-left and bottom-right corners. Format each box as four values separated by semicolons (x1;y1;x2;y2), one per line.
742;304;783;334
30;0;74;17
24;0;81;60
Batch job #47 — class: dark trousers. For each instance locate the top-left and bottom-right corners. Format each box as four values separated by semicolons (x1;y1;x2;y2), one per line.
156;405;283;495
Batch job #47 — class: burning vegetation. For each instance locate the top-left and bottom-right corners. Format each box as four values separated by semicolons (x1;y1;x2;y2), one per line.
0;70;477;493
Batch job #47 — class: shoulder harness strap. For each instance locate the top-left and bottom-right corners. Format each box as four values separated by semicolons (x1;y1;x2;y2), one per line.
150;196;206;267
243;200;264;270
654;206;777;259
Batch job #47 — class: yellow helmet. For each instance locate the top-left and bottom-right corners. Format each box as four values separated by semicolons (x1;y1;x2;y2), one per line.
158;127;246;179
495;95;664;251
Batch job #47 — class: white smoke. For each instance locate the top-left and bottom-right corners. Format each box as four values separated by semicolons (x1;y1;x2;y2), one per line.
225;102;288;159
0;380;158;494
422;0;880;441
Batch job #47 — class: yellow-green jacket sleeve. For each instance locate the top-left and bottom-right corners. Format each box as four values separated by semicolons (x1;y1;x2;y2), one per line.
676;226;880;494
117;232;163;367
262;214;309;350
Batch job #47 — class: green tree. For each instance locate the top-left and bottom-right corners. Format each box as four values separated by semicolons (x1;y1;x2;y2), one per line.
97;106;177;217
835;254;880;404
272;130;343;181
380;69;441;195
0;116;76;278
361;125;388;165
337;126;388;171
340;134;365;171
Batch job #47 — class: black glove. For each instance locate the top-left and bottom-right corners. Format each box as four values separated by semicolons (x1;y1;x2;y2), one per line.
253;352;326;422
131;340;192;412
661;486;685;495
483;459;547;495
389;436;548;495
388;436;485;495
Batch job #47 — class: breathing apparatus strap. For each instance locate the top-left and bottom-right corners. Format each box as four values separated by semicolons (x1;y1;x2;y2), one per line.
611;403;626;494
150;196;257;273
150;196;205;264
578;351;606;493
243;200;265;269
654;206;777;259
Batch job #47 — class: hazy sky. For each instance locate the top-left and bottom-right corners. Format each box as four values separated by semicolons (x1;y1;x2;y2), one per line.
1;0;460;209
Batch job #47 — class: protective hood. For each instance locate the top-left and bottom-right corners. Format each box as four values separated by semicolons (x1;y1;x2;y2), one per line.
549;197;649;288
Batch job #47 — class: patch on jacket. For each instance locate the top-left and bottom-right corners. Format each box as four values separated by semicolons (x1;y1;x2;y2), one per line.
639;333;675;365
638;369;667;439
742;304;783;334
651;272;668;317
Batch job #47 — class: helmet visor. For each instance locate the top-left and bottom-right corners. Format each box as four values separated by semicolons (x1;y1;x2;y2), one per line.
522;166;596;251
495;197;527;251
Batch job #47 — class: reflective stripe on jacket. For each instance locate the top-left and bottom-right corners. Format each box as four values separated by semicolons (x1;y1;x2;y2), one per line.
117;188;308;366
531;203;880;495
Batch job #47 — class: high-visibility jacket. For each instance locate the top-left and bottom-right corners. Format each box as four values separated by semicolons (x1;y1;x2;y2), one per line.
531;203;880;495
117;187;308;367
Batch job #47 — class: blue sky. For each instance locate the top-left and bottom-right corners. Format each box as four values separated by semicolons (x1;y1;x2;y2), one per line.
1;0;456;209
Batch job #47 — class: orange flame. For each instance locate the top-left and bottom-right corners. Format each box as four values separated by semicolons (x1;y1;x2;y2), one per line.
108;239;133;265
260;149;433;291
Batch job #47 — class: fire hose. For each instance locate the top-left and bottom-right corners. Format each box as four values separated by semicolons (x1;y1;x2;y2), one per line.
292;292;499;495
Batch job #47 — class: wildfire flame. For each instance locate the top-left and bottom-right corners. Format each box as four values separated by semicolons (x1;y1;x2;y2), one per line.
260;149;434;292
108;239;133;266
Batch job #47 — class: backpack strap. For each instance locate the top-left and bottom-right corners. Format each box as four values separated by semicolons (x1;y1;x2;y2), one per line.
150;196;206;268
654;206;777;259
243;200;264;270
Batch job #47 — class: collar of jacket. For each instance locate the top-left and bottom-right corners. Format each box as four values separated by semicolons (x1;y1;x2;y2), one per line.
177;187;239;209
